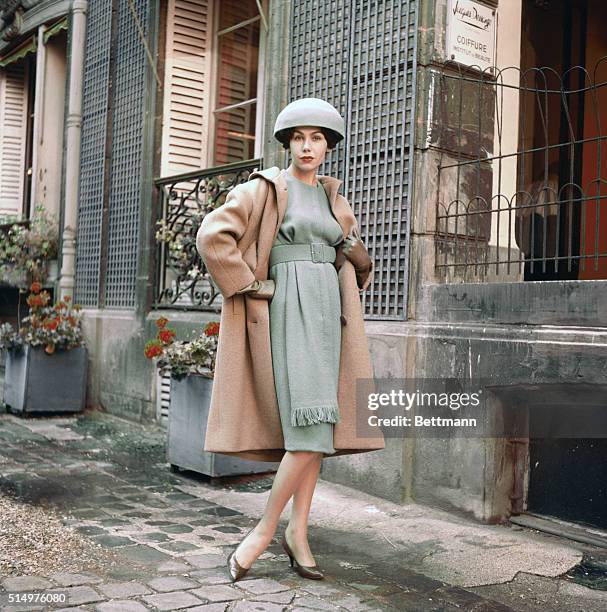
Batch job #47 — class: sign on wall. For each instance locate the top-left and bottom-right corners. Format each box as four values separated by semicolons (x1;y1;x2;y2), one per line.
447;0;496;72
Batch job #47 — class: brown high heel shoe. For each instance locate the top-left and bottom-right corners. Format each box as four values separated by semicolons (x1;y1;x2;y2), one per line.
281;532;324;580
227;526;256;582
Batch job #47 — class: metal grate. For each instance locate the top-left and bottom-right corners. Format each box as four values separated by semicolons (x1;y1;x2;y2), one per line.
105;0;150;308
288;0;418;319
288;0;352;180
75;0;113;307
154;160;262;310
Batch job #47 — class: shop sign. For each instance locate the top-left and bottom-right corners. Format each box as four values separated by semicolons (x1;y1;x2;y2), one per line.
447;0;497;72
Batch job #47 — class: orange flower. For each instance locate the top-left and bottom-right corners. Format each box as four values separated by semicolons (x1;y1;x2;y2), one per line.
204;322;220;336
155;316;169;329
158;328;176;345
144;340;164;359
30;281;42;294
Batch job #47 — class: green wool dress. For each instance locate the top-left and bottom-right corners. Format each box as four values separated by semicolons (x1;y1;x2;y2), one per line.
268;170;344;455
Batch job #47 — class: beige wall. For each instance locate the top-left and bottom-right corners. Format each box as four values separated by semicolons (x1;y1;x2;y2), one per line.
489;0;523;255
34;32;67;219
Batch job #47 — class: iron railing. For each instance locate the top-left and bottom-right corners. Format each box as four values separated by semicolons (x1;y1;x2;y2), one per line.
153;159;262;311
434;57;607;283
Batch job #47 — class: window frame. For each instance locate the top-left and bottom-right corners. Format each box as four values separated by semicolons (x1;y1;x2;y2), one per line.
207;0;267;167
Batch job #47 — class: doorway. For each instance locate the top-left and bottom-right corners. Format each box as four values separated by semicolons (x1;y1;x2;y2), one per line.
518;0;607;280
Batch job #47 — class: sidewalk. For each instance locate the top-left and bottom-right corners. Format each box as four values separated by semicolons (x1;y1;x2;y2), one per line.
0;409;605;612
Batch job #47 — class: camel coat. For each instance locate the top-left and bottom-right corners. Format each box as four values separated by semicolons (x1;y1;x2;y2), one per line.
195;166;385;462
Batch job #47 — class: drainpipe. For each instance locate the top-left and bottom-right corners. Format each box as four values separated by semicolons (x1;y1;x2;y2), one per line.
58;0;87;300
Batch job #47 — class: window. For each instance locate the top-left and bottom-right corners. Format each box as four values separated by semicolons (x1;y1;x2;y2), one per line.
0;24;68;221
0;54;33;219
211;0;262;166
160;0;266;176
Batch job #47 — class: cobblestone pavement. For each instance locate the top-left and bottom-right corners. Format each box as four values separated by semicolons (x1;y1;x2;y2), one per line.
0;410;605;612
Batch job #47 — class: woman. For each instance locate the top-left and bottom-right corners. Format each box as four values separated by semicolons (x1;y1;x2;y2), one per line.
196;98;384;582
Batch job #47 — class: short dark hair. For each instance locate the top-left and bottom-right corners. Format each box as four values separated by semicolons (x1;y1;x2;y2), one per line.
276;127;341;151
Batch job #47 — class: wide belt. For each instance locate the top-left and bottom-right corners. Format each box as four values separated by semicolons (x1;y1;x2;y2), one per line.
269;242;336;267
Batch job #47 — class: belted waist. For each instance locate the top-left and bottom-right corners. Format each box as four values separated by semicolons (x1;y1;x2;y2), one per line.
269;242;336;267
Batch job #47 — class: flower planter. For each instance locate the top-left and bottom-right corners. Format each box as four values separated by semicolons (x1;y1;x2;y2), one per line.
4;345;88;414
167;373;279;477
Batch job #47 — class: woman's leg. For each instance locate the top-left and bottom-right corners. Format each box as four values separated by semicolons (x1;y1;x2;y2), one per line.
233;450;322;568
285;453;322;566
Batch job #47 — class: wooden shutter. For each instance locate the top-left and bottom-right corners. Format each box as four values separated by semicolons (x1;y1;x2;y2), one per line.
0;63;28;216
161;0;213;176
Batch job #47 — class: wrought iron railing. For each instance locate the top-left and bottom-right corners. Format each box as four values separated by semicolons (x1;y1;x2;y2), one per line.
153;159;262;310
434;57;607;283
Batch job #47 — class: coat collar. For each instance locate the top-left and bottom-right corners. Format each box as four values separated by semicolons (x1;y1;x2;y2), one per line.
249;165;342;201
248;166;346;238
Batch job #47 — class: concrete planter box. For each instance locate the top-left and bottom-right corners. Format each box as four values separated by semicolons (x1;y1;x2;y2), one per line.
4;345;88;414
167;373;279;477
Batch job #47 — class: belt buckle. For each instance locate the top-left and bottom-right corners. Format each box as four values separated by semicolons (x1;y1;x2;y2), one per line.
310;243;324;263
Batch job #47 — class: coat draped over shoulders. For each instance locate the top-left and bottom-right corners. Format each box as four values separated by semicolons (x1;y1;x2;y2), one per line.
195;166;384;462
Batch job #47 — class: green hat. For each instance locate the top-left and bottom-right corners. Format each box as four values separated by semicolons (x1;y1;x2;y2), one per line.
273;97;345;146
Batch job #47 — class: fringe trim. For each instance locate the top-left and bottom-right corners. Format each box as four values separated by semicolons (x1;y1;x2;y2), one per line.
291;404;340;427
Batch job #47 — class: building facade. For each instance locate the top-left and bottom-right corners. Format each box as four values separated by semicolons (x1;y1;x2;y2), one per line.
402;0;607;531
1;0;605;532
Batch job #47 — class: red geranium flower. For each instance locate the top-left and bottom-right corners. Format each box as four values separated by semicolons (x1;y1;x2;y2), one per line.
27;294;44;308
30;281;42;294
158;328;176;345
144;340;164;359
155;317;169;329
204;322;220;336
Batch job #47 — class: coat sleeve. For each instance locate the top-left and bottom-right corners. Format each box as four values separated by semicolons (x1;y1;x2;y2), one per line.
334;194;374;293
196;184;257;299
352;223;374;293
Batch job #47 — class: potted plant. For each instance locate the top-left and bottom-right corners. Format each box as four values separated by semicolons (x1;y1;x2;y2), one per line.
0;205;59;289
1;282;87;414
145;317;277;477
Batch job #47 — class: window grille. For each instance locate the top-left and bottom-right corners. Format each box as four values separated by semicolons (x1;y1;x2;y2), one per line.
76;0;152;308
74;0;113;307
104;0;151;308
288;0;418;320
